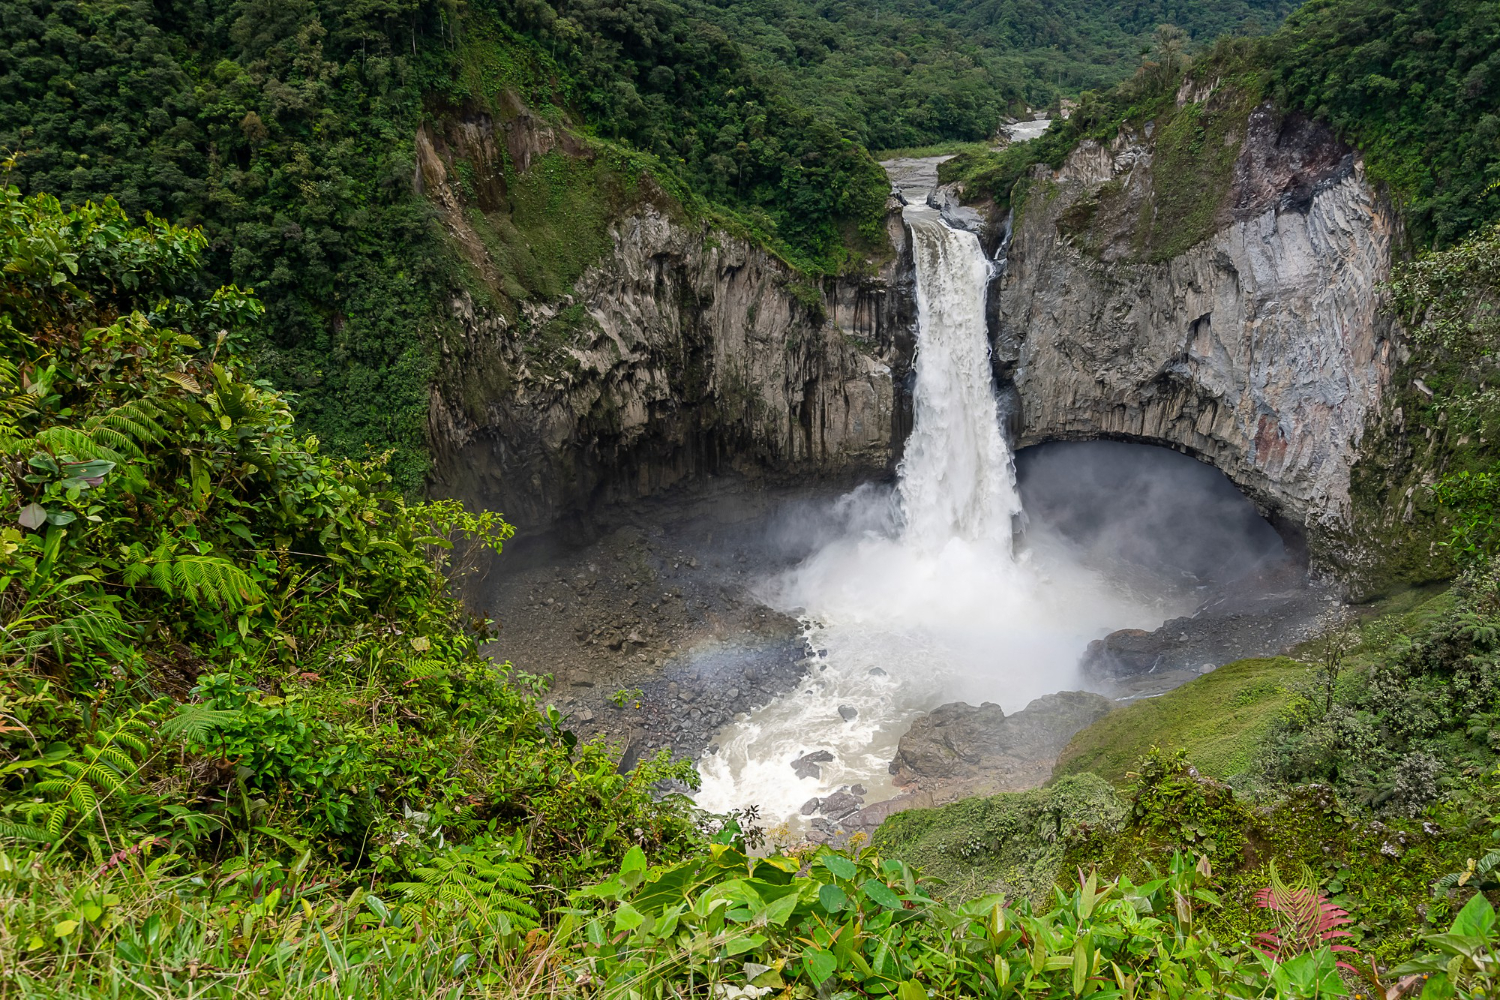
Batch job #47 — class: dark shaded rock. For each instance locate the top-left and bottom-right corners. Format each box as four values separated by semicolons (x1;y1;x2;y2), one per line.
800;797;822;815
1080;628;1173;680
838;704;858;722
851;784;867;796
868;667;887;677
792;749;835;780
889;691;1115;795
819;791;861;819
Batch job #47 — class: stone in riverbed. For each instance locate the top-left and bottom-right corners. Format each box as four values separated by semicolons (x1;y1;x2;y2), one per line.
838;704;858;722
800;797;821;815
888;691;1115;796
792;750;835;780
819;791;860;819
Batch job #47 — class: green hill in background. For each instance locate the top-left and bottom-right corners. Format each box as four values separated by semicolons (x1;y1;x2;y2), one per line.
693;0;1297;149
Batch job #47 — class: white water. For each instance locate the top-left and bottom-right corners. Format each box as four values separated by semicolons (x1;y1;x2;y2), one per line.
693;208;1175;827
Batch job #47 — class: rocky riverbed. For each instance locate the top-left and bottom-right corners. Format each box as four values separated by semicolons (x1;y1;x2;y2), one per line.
475;465;1345;833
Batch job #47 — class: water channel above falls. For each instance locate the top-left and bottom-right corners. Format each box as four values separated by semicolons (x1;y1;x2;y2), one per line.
480;195;1335;840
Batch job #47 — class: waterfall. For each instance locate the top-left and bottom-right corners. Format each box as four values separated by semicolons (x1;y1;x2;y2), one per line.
693;208;1166;829
898;213;1020;550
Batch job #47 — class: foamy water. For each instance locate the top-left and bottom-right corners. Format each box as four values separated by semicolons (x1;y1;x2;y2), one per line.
693;208;1176;826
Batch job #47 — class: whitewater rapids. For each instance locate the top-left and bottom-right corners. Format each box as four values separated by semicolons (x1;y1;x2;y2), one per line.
693;207;1176;828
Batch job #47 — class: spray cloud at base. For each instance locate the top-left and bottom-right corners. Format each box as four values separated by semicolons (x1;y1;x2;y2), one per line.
693;209;1288;828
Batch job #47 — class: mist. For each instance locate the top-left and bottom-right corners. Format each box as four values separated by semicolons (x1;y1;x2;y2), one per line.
693;439;1287;825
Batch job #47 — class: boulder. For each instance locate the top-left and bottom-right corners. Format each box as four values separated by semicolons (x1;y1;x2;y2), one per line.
1080;629;1173;680
889;691;1115;796
792;749;835;780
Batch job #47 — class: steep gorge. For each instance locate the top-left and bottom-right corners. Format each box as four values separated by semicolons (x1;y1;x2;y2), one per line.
416;107;917;530
949;86;1427;596
417;85;1440;601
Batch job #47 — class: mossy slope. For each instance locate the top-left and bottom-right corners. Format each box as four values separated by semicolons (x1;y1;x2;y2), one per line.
1054;657;1308;788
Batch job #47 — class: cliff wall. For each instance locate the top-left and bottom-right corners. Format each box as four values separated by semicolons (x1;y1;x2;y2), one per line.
416;108;915;530
992;90;1407;590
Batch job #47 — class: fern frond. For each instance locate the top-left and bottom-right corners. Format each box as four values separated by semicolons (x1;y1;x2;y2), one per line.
45;804;67;838
71;782;99;813
161;703;239;742
88;398;169;454
169;555;264;608
33;426;130;466
0;822;55;843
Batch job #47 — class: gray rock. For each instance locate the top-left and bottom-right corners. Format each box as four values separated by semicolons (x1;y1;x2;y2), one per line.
838;704;858;722
868;667;887;677
792;750;835;780
800;797;822;816
819;791;861;819
1001;101;1395;584
889;691;1116;795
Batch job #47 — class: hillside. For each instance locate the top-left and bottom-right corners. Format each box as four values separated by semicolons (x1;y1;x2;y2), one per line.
6;0;1500;996
695;0;1298;149
0;0;888;488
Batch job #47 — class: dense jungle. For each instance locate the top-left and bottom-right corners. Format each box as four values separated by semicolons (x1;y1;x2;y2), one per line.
2;0;1500;996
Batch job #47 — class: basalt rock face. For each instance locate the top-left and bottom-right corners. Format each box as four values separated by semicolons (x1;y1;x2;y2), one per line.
420;109;916;530
996;95;1401;589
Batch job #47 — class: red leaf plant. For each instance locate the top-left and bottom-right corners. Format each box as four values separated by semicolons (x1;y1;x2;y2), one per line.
1253;862;1357;972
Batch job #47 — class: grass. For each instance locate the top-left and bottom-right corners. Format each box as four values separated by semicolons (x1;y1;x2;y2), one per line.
0;848;573;999
1053;657;1310;788
870;774;1125;904
1055;584;1458;790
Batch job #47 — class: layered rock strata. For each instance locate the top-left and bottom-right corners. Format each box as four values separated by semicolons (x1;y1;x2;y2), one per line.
419;111;916;530
996;99;1401;584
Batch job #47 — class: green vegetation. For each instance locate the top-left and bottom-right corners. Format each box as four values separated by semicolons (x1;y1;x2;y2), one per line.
942;0;1500;263
1265;0;1500;248
0;185;709;985
694;0;1295;150
0;0;888;485
1055;658;1309;788
871;774;1126;903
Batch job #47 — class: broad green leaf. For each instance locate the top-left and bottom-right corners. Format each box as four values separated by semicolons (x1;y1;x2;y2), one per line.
613;902;645;933
764;891;800;927
1450;892;1496;938
620;845;647;875
898;981;927;1000
53;920;78;938
860;879;904;910
803;946;837;986
820;853;857;881
819;883;849;913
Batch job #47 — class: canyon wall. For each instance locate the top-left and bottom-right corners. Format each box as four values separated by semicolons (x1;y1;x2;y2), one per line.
990;91;1404;588
417;109;915;530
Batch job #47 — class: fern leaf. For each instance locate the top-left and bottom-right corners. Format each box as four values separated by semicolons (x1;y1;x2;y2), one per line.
162;704;239;742
0;822;55;843
45;804;68;838
71;781;99;813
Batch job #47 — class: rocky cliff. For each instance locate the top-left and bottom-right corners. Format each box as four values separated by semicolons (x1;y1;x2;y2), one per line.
990;89;1405;591
417;107;915;530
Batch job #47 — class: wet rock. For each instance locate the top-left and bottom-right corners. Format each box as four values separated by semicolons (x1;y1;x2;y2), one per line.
838;704;858;722
889;691;1115;796
1080;628;1170;680
851;784;867;796
800;797;822;816
792;750;835;780
819;791;861;819
868;667;887;677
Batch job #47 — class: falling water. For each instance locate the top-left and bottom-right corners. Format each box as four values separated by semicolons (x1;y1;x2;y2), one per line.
693;207;1172;827
898;213;1020;549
